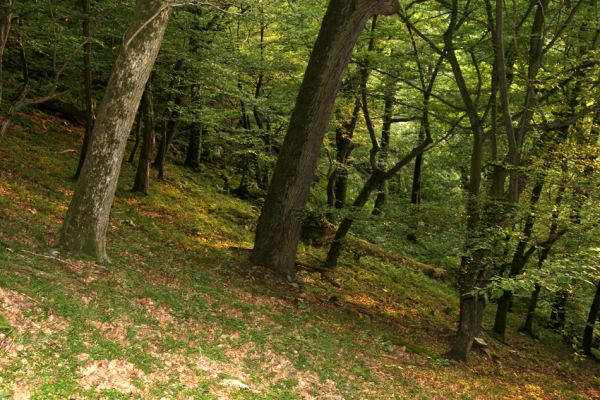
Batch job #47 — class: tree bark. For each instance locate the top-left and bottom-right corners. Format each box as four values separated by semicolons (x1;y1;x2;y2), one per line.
548;290;568;331
59;0;171;261
128;110;143;163
132;82;154;194
74;0;95;180
154;58;184;179
372;79;395;215
493;179;544;338
184;123;202;169
444;0;488;358
0;0;14;107
252;0;399;279
583;281;600;356
521;283;541;336
325;172;383;267
327;99;360;209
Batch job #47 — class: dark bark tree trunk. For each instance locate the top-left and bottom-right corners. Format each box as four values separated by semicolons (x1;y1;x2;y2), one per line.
548;290;568;331
372;78;394;215
324;134;433;269
252;0;399;279
59;0;171;261
154;58;184;179
128;110;143;163
132;82;154;194
327;99;360;209
184;124;202;169
325;172;384;267
583;281;600;356
74;0;95;180
521;283;541;336
444;0;489;358
493;178;544;338
0;0;14;107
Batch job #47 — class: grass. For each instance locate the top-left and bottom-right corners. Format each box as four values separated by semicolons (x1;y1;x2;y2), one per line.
0;110;598;399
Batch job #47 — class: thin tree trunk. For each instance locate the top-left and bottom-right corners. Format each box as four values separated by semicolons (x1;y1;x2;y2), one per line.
327;99;360;209
59;0;171;261
0;0;14;107
74;0;95;180
521;283;541;336
128;110;143;163
132;82;154;194
372;79;395;215
325;172;383;267
184;123;202;169
548;290;568;331
252;0;399;279
583;281;600;356
154;58;184;179
493;178;544;338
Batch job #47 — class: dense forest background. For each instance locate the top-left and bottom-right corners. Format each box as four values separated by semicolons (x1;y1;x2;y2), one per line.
0;0;599;398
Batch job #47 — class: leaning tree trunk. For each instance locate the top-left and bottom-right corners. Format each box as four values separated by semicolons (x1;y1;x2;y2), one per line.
583;280;600;356
132;82;154;194
59;0;171;261
252;0;399;279
493;178;544;338
0;0;14;107
74;0;95;180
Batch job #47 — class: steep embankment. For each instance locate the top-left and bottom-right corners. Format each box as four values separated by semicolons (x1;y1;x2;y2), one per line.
0;111;598;399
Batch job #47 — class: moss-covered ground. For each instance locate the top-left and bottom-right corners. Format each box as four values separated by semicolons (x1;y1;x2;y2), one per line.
0;111;598;399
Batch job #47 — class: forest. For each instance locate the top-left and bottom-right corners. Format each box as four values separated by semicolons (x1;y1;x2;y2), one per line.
0;0;599;398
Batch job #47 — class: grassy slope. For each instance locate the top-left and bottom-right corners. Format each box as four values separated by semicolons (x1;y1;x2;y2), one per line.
0;111;598;399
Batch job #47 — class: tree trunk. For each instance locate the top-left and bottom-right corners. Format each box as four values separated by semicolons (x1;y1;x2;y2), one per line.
128;110;143;163
59;0;171;262
184;123;202;169
0;0;14;107
548;290;568;331
521;283;541;336
446;250;489;362
132;82;154;194
74;0;95;180
154;58;185;179
252;0;399;279
583;281;600;356
493;178;544;338
372;79;395;215
327;99;360;209
325;172;384;268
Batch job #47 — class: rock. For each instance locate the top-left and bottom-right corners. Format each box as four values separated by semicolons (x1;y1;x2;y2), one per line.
221;379;250;390
473;337;489;348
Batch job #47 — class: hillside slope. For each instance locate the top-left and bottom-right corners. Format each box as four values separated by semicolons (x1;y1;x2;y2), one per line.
0;112;598;399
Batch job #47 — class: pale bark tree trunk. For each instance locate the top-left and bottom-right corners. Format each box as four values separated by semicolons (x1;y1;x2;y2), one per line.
59;0;171;261
252;0;399;279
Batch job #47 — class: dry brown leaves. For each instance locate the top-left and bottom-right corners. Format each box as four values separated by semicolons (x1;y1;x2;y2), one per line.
78;359;145;394
133;298;176;327
0;287;67;335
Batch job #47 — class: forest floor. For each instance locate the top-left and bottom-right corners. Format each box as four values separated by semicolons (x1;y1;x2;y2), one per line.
0;111;598;399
